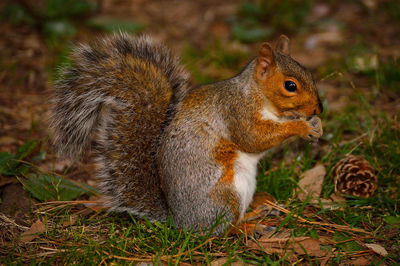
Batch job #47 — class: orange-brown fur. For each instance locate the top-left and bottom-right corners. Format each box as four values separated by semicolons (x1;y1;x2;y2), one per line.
213;138;238;183
229;112;310;153
212;138;240;220
158;36;323;234
52;33;323;235
255;47;321;118
181;86;208;109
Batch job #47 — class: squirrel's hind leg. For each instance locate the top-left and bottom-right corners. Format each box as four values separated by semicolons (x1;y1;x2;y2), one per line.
173;196;237;236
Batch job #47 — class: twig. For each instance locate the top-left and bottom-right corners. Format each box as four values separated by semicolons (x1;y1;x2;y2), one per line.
0;213;29;230
263;200;372;235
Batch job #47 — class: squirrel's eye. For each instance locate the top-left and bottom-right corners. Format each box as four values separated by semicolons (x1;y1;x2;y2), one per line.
284;80;297;93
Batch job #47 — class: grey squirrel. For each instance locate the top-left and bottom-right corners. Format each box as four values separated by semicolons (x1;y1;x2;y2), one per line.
51;33;323;234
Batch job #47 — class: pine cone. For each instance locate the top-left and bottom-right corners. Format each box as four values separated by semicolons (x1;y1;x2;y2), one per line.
333;155;377;197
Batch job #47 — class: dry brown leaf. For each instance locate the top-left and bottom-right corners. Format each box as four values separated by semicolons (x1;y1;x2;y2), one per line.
210;257;244;266
365;243;388;257
292;238;327;257
330;193;346;202
20;219;46;242
297;164;326;202
320;256;330;266
351;256;371;266
248;237;299;262
248;236;329;259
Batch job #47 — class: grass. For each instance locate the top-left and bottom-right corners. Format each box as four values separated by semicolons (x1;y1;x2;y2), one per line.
3;94;399;263
182;40;250;84
230;0;313;43
4;41;400;266
5;209;260;264
3;72;399;264
1;0;400;264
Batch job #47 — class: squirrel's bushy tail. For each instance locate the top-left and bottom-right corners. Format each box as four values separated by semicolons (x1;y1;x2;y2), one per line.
50;33;190;220
51;33;189;158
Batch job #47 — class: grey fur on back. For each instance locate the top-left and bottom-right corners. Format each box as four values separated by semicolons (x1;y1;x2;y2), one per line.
50;33;190;221
51;33;189;158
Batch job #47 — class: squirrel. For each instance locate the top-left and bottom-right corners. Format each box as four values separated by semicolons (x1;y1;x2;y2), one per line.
50;33;323;235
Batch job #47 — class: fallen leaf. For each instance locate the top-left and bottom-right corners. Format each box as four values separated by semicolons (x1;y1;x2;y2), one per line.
330;193;346;202
248;236;329;258
297;164;326;202
292;238;328;257
20;219;46;242
210;257;244;266
365;243;388;257
351;256;371;266
248;236;299;262
270;228;292;239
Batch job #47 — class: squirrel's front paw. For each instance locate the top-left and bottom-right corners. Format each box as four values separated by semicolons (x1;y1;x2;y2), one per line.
302;116;323;141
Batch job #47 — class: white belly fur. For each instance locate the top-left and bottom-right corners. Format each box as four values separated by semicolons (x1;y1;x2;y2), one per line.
233;151;265;219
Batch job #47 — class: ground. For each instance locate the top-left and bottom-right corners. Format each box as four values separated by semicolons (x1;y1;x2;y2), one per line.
0;0;399;264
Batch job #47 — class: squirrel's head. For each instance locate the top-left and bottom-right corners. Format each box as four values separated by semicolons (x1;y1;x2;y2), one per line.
254;35;323;119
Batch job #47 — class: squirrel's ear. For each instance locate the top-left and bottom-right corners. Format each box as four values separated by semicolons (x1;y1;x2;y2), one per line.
257;42;275;80
275;35;290;55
